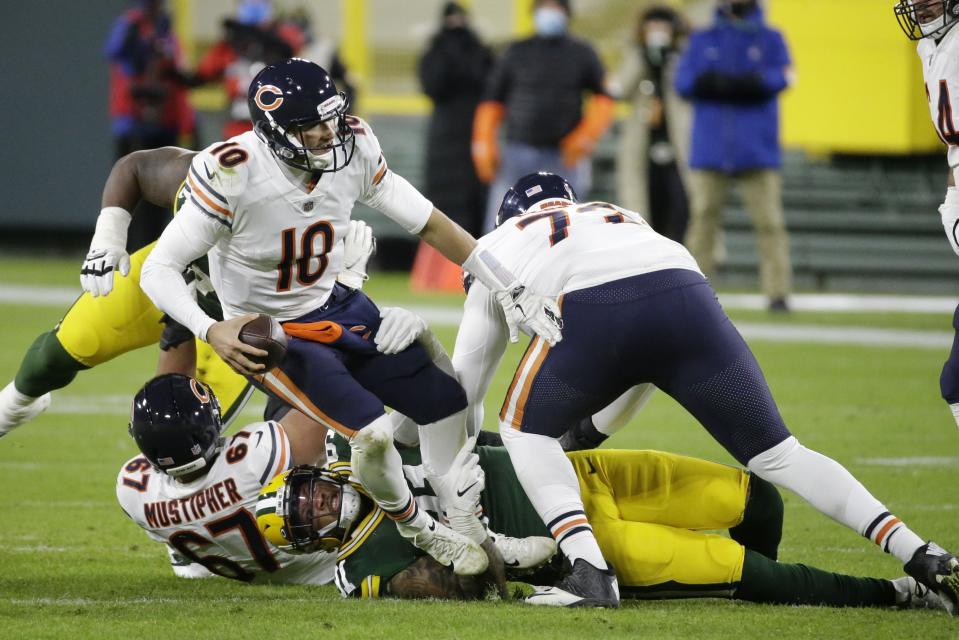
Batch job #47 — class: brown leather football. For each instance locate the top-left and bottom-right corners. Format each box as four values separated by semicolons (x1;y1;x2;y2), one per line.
238;314;288;371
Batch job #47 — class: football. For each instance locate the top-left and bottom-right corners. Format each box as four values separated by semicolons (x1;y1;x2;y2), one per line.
238;314;288;371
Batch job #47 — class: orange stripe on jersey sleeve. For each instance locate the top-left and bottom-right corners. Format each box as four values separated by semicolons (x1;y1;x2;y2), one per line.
187;173;233;218
372;163;387;186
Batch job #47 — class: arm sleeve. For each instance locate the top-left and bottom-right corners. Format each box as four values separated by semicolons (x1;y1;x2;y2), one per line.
140;201;227;341
451;283;509;434
582;44;609;96
673;34;704;99
359;135;433;233
758;30;792;95
482;50;513;102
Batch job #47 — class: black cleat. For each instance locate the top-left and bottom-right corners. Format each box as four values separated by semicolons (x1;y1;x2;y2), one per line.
904;542;959;615
525;559;620;608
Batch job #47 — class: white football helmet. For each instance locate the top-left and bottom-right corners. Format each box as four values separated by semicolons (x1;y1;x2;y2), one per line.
895;0;959;40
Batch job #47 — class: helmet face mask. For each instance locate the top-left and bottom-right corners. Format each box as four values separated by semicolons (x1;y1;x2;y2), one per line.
128;374;224;478
249;58;356;174
895;0;959;40
495;172;579;227
256;466;363;554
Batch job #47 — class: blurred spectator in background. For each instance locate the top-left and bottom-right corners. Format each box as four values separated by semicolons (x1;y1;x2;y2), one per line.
675;0;793;312
190;0;305;138
472;0;614;231
418;2;493;237
610;5;690;243
105;0;194;251
290;7;358;114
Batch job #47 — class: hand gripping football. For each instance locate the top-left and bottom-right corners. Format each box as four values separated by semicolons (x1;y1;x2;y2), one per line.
238;314;288;371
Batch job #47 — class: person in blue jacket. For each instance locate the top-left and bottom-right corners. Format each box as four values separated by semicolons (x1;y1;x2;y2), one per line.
674;0;793;312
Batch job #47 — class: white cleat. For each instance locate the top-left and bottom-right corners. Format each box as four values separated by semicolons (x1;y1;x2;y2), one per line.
490;531;557;570
398;519;489;576
892;576;950;613
0;383;51;438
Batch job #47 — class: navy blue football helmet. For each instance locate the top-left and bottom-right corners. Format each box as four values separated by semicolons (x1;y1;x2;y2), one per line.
496;172;578;227
248;58;355;173
128;374;224;478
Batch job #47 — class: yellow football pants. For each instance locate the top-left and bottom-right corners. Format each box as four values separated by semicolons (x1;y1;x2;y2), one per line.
568;449;749;592
53;243;250;417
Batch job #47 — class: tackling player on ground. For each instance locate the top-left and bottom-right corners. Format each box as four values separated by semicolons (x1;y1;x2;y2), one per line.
139;58;563;577
255;431;946;612
451;171;959;610
893;1;959;431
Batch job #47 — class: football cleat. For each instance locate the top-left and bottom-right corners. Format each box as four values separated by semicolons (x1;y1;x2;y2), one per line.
490;531;557;570
525;558;620;608
399;519;489;576
904;542;959;615
0;383;51;438
892;576;950;612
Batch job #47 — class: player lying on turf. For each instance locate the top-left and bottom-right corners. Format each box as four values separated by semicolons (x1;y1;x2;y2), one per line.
117;374;546;583
449;171;959;609
254;431;947;611
0;146;375;438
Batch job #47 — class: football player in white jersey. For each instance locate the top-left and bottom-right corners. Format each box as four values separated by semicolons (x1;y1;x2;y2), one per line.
452;172;959;610
894;1;959;431
140;59;562;576
117;373;335;584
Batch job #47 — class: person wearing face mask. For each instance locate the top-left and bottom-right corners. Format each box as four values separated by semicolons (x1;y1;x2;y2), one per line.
471;0;614;232
674;0;794;313
610;6;691;243
418;2;494;238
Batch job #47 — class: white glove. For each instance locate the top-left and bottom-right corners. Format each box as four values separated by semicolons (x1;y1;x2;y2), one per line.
337;220;375;289
495;285;564;346
375;307;428;354
428;442;487;544
80;206;132;297
940;188;959;257
462;247;563;346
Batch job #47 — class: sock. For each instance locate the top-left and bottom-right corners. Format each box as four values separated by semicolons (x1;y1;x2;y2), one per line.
1;381;37;408
736;549;895;607
350;414;427;530
729;474;784;561
748;437;924;564
950;403;959;429
501;425;608;570
14;331;85;398
418;408;467;477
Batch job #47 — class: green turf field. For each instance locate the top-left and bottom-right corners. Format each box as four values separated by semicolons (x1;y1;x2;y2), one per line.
1;257;958;639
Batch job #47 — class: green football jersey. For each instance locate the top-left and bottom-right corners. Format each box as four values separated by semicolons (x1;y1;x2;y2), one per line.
328;434;550;598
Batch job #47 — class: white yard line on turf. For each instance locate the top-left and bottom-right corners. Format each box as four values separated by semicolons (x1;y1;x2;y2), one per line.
1;283;957;314
1;284;954;350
